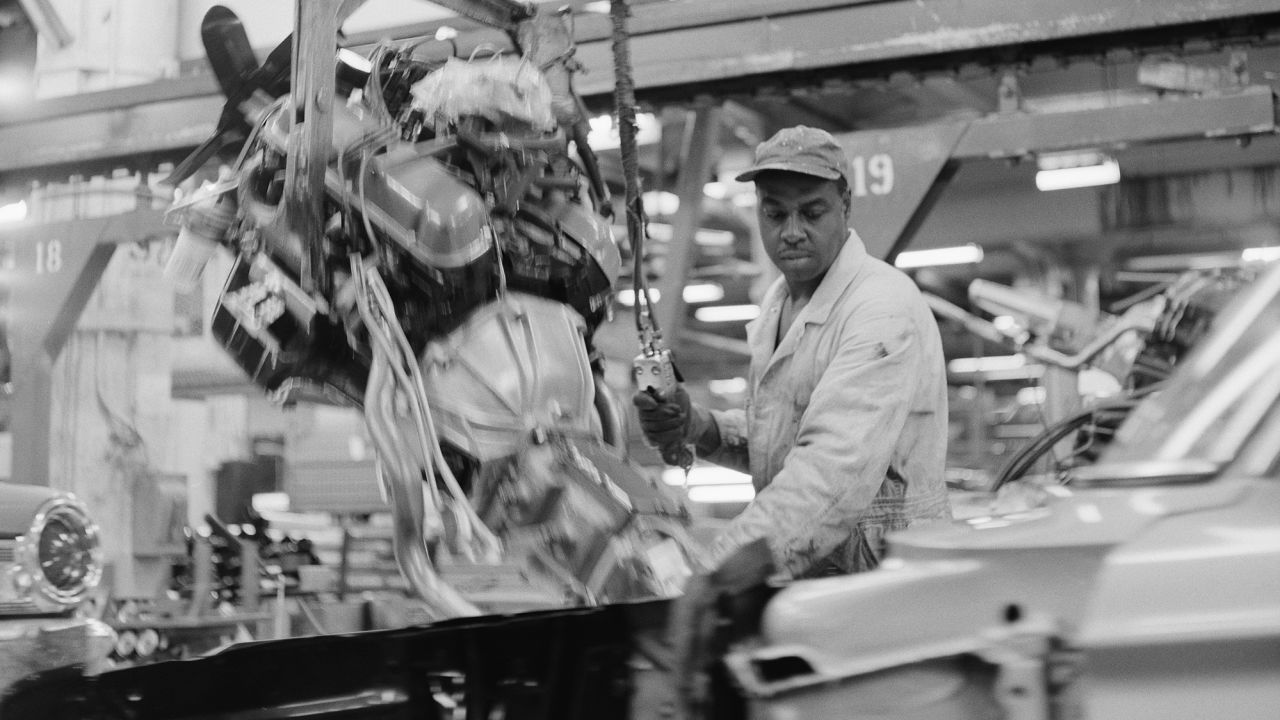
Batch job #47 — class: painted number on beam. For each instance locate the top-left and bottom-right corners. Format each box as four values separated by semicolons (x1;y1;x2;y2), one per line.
34;239;64;274
850;154;894;197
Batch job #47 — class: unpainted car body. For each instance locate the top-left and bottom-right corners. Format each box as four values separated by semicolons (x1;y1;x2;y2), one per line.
726;264;1280;719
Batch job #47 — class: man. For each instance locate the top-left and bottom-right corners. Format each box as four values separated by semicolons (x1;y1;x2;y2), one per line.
635;125;951;580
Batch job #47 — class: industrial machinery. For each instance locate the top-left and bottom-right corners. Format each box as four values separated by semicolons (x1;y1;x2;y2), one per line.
929;265;1261;487
160;1;697;619
7;244;1278;720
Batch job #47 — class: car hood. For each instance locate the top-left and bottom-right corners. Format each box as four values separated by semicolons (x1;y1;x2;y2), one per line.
755;478;1249;679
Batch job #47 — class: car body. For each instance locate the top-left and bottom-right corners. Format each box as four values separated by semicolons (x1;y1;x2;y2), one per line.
724;263;1280;719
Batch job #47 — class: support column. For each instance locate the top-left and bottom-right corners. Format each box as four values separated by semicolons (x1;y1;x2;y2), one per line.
652;101;722;339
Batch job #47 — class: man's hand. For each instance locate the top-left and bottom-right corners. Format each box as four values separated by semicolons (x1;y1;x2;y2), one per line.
632;385;694;449
666;539;776;718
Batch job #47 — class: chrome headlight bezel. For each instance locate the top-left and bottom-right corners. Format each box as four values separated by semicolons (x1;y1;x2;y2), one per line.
14;496;103;613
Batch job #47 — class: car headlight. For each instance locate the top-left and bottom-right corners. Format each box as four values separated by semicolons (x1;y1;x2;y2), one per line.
10;496;103;613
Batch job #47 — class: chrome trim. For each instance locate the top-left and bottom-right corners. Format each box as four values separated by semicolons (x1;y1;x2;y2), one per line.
16;495;103;612
1071;459;1222;487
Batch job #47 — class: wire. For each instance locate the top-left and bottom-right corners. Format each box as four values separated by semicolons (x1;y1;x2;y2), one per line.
993;381;1166;489
349;253;501;562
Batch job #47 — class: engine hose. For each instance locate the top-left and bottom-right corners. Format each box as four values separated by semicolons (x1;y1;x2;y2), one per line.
366;354;479;618
362;268;502;561
593;371;628;456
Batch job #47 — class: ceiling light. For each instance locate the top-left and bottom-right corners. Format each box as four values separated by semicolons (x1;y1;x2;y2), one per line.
1242;246;1280;263
0;200;27;224
687;485;755;503
708;377;748;396
434;26;458;41
662;466;752;486
694;304;760;323
681;282;725;304
894;244;984;269
947;355;1027;374
644;222;735;247
615;288;659;306
615;283;723;306
587;112;659;151
642;190;680;216
581;1;610;13
1035;151;1120;191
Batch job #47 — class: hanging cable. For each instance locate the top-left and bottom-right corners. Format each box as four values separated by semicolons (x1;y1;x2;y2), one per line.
611;0;692;473
610;0;657;336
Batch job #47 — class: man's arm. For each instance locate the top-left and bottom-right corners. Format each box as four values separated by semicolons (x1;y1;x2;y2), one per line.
700;407;750;474
706;312;922;576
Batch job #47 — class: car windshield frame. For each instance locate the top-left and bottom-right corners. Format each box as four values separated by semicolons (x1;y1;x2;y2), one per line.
1086;262;1280;483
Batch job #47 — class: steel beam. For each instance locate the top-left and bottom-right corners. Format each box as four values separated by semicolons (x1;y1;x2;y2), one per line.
5;0;1280;178
653;104;721;343
2;207;170;486
833;83;1277;259
570;0;1280;98
952;84;1278;160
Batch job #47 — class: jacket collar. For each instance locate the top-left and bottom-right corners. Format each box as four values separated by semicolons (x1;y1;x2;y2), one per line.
794;230;867;328
745;230;868;370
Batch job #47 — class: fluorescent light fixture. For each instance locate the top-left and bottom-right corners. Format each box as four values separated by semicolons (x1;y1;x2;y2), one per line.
615;283;723;307
644;222;734;247
0;200;27;223
703;182;729;200
947;354;1026;374
1035;152;1120;191
1125;252;1241;271
894;244;984;269
1242;246;1280;263
642;190;680;216
708;377;748;396
251;492;291;513
663;466;752;486
582;1;610;12
434;25;458;40
616;288;658;306
694;304;761;323
681;283;725;304
688;485;755;503
587;112;659;150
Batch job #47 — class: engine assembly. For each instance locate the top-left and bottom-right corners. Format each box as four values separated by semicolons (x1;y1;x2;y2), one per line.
162;6;695;618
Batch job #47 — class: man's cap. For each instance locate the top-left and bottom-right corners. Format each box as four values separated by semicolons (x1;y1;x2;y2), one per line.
734;125;849;183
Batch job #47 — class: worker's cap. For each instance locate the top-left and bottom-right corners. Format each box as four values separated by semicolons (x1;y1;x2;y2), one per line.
734;125;849;184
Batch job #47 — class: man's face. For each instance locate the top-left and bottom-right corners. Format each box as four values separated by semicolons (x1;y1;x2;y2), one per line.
755;172;850;288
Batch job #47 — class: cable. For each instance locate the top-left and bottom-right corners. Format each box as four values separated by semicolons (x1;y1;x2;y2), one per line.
610;0;659;336
993;382;1166;490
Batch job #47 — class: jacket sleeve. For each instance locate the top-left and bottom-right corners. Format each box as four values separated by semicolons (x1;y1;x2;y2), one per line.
706;312;922;577
701;407;750;474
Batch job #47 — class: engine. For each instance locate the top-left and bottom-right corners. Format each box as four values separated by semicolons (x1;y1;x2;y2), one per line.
164;8;695;618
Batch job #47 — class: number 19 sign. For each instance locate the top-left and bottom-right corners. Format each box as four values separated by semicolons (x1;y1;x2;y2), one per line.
836;122;969;259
